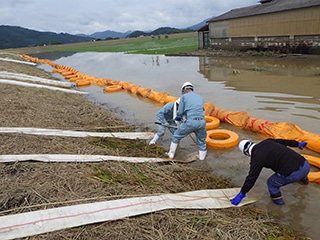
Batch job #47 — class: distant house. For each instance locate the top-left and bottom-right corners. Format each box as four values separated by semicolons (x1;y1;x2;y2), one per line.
197;24;209;49
198;0;320;54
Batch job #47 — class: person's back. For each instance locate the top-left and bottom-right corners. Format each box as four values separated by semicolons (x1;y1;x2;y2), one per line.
177;91;204;120
252;138;306;175
156;101;175;124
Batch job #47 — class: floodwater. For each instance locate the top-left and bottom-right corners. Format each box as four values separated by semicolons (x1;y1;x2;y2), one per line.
38;52;320;239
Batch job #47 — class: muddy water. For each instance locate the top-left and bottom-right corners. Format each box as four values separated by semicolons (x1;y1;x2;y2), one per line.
40;52;320;239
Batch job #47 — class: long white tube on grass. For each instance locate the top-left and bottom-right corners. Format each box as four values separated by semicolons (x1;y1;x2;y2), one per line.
0;79;86;94
0;154;170;163
0;127;154;139
0;71;75;88
0;188;255;240
0;57;36;66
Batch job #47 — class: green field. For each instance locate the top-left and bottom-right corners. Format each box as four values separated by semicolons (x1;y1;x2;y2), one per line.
6;32;198;55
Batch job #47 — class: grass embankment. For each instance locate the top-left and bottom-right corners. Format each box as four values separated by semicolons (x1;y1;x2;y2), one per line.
7;32;198;55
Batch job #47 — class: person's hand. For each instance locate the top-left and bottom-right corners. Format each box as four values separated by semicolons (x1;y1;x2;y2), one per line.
298;141;307;150
175;116;181;122
230;191;246;206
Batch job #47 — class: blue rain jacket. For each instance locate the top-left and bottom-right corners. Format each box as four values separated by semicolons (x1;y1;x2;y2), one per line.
172;91;207;151
156;102;177;136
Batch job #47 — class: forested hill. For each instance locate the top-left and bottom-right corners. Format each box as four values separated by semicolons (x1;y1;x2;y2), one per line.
0;25;93;49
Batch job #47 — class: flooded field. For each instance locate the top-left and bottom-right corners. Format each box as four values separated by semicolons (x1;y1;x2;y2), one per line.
38;52;320;239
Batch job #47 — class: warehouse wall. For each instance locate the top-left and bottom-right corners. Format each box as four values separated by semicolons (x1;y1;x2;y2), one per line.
208;7;320;54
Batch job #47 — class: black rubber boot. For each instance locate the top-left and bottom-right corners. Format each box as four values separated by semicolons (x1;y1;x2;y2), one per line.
270;192;285;205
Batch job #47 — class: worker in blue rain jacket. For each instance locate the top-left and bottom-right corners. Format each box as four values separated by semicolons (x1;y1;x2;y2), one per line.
167;82;207;161
231;138;310;206
149;98;180;145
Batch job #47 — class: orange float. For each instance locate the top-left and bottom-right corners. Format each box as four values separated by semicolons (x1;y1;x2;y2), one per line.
206;129;239;149
205;116;220;130
76;80;91;87
105;85;122;92
302;154;320;183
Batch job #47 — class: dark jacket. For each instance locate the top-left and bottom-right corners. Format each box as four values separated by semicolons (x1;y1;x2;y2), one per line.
241;138;305;194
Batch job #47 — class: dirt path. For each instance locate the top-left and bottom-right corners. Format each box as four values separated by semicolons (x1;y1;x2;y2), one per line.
0;52;308;239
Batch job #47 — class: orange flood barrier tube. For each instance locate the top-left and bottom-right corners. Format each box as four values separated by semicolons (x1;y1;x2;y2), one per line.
21;54;320;155
147;90;169;103
302;154;320;183
136;87;152;98
206;103;320;154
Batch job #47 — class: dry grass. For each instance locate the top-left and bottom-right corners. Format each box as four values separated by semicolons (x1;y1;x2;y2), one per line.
0;52;309;239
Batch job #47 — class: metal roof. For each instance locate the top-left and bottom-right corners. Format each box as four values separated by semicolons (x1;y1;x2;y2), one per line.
209;0;320;22
197;24;209;32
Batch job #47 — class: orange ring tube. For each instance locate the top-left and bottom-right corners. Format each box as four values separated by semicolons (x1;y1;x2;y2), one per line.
205;129;239;149
205;116;220;130
105;85;122;92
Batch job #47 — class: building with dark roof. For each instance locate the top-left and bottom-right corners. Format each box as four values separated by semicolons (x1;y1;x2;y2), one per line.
199;0;320;54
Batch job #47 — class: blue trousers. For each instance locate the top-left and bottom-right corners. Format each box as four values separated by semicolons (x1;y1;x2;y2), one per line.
267;160;310;197
171;119;207;151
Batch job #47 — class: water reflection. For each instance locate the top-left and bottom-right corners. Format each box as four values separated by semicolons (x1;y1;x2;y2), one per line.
38;52;320;239
200;56;320;99
197;56;320;135
200;56;320;77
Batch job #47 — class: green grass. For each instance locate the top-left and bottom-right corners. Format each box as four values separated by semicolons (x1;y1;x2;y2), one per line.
55;34;197;54
10;32;198;55
89;163;154;186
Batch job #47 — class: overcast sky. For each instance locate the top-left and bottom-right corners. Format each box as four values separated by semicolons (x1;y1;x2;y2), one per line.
1;0;259;35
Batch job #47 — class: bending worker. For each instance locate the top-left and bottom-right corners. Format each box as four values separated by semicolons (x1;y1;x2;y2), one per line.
149;98;180;145
167;82;207;161
231;138;309;206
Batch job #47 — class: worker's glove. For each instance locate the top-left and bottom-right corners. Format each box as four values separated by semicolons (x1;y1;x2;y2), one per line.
298;141;307;150
174;116;181;122
230;191;246;206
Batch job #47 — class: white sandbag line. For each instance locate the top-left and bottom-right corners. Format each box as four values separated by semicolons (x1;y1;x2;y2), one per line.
0;127;154;139
0;79;87;94
0;71;75;88
0;154;169;163
0;188;255;240
0;57;37;66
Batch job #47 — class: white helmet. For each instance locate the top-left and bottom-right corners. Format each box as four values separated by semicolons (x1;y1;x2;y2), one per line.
181;82;194;93
238;139;255;156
